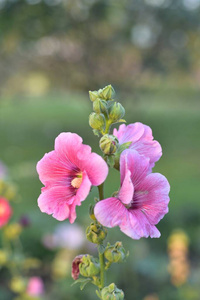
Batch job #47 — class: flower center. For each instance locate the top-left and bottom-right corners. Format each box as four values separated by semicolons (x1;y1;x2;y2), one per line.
71;173;83;189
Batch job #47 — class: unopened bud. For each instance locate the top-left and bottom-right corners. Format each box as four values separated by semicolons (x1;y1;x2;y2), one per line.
93;98;107;114
101;283;124;300
89;113;105;131
79;255;100;277
104;242;127;263
108;102;125;123
99;85;115;100
86;222;107;244
89;90;99;102
99;134;119;155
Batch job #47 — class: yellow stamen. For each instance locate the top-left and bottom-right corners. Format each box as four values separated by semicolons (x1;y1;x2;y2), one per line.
71;173;83;189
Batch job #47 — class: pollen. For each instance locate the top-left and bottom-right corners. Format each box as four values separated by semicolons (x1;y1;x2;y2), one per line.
71;173;83;189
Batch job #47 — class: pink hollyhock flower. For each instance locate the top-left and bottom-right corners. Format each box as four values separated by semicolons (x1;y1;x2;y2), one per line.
0;197;12;228
94;150;170;239
37;132;108;223
113;123;162;169
26;277;44;296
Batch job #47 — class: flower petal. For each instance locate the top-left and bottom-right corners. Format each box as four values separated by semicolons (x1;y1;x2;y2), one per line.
118;169;134;205
113;123;144;144
36;150;72;187
94;197;128;228
38;186;75;221
76;171;92;204
120;209;161;239
133;173;170;224
79;152;108;186
120;150;150;188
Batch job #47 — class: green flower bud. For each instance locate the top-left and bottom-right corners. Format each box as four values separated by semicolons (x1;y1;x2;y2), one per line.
98;85;115;100
89;113;105;131
101;283;124;300
108;102;125;123
86;222;107;244
104;242;127;263
93;98;107;114
79;255;100;277
99;134;119;155
89;90;99;102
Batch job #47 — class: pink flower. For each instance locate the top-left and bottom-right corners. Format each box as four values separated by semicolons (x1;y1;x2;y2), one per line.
0;197;12;228
37;132;108;223
94;150;170;239
26;277;44;297
113;123;162;169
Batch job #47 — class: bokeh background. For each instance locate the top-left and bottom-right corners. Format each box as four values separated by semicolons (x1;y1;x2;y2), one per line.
0;0;200;299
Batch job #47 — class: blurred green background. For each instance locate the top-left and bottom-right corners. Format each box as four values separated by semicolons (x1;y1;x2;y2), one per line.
0;0;200;299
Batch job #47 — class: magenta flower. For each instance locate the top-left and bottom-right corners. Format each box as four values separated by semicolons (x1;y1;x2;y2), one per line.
94;150;170;239
26;277;44;297
113;123;162;169
37;132;108;223
0;197;12;228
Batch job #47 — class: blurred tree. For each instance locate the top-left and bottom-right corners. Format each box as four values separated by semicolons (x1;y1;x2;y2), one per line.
0;0;200;93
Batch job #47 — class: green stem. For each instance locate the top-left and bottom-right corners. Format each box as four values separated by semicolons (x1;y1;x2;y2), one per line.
97;183;106;291
99;250;105;289
98;184;104;201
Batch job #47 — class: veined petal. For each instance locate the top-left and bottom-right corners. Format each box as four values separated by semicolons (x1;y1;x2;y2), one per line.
54;132;83;167
38;186;75;221
120;209;161;239
134;173;170;224
94;197;128;228
36;150;72;187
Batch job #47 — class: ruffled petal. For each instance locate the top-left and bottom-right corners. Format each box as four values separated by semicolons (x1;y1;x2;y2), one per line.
79;152;108;186
120;209;161;239
118;169;134;205
133;173;170;225
94;197;128;228
38;186;75;221
113;123;144;144
132;139;162;169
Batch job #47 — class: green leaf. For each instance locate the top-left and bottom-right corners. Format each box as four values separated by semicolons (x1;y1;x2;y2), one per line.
71;278;91;287
93;129;100;137
80;278;92;290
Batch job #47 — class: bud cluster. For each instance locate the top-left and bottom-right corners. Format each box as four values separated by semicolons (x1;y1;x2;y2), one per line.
88;85;125;137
